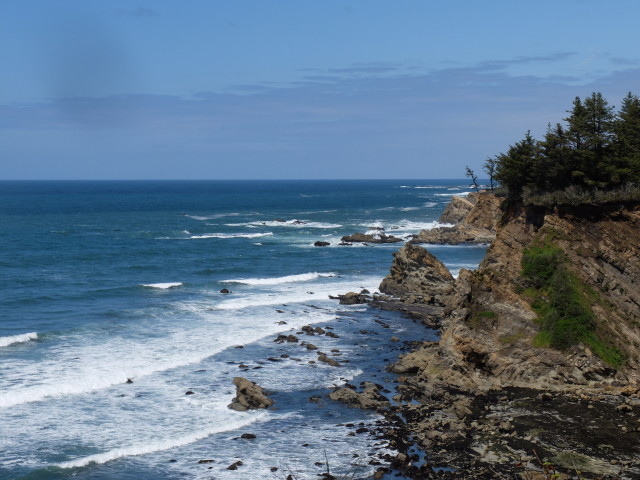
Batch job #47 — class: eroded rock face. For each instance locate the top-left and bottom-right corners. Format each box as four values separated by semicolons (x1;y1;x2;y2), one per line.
379;243;455;304
396;203;640;392
438;194;476;224
414;192;502;245
228;377;273;411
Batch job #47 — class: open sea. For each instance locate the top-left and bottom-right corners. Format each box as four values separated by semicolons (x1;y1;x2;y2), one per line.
0;180;487;480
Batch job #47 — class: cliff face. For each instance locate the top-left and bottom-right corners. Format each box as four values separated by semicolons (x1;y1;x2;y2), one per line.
393;201;640;391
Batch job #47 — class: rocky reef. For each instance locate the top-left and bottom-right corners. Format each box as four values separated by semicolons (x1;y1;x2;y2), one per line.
372;194;640;478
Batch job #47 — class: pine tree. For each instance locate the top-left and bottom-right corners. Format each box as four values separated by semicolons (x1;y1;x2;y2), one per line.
494;131;538;201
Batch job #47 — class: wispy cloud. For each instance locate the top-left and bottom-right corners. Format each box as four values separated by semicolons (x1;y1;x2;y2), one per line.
113;7;159;18
2;58;639;179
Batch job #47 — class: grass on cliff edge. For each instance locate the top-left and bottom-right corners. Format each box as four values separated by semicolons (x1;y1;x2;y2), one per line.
521;235;625;367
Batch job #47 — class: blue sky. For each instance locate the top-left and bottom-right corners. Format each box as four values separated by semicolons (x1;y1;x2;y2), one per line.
2;0;639;179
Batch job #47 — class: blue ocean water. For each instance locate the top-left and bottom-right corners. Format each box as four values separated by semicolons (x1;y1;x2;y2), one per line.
0;180;487;480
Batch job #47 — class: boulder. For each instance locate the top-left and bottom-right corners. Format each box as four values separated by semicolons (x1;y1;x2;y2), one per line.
228;377;273;411
318;353;340;367
337;291;368;305
314;241;330;247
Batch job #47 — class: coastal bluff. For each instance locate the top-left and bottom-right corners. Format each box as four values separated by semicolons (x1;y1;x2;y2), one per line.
376;194;640;478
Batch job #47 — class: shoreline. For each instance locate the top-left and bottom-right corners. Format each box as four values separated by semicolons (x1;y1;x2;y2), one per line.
325;192;640;479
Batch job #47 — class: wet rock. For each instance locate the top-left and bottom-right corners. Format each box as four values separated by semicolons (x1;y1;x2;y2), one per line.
227;460;243;470
318;353;340;367
329;383;390;410
220;288;231;294
314;241;330;247
341;229;403;244
228;377;273;410
338;292;368;305
240;433;256;439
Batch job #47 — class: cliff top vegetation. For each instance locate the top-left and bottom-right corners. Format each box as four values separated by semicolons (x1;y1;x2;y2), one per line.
485;92;640;207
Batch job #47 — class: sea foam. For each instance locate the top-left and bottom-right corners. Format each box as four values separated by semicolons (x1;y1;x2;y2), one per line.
221;272;336;286
190;232;273;239
141;282;183;289
56;409;265;469
0;332;38;348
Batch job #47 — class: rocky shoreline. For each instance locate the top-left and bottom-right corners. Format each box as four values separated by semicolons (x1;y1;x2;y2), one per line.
223;192;639;479
333;192;640;479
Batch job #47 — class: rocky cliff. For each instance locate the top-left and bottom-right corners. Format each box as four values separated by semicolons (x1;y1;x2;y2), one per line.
378;199;640;478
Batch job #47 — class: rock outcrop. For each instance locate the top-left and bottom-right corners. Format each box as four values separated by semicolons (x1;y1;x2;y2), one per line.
228;377;273;411
392;202;640;392
329;382;390;411
375;200;640;478
413;191;502;244
379;243;454;304
341;227;403;244
438;194;476;224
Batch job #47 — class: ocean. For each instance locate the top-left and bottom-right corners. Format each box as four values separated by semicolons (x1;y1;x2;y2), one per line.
0;180;487;480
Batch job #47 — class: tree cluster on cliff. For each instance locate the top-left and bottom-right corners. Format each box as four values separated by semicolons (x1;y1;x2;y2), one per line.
488;92;640;205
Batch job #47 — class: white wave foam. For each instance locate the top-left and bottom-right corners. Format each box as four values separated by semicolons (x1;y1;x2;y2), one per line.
190;232;273;239
435;191;472;197
226;219;342;229
221;272;335;286
362;220;450;234
57;411;265;469
185;213;242;221
0;332;38;348
141;283;183;289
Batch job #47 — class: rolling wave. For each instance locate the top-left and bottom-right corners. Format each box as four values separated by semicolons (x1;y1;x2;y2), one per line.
0;332;38;348
221;272;335;286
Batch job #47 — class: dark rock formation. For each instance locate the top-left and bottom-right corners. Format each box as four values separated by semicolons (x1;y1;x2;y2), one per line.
341;228;403;244
329;382;390;410
314;241;330;247
228;377;273;411
336;291;368;305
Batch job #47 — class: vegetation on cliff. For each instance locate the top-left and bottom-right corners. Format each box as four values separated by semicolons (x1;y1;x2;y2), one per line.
491;92;640;206
520;231;625;366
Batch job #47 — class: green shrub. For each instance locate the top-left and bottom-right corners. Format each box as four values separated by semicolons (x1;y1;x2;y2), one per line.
521;236;624;366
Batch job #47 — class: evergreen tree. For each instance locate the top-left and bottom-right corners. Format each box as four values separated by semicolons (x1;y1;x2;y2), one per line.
494;131;538;201
614;92;640;182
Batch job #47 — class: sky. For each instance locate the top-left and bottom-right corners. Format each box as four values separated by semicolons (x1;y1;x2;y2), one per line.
2;0;640;180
